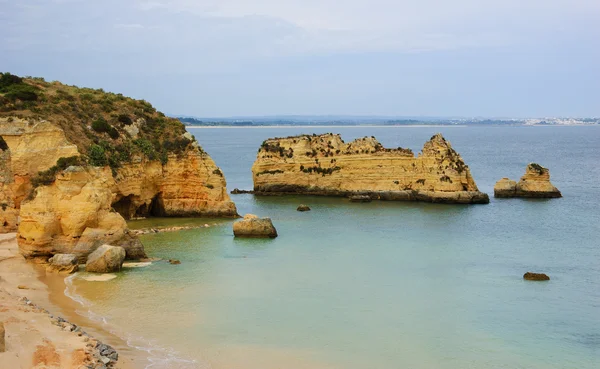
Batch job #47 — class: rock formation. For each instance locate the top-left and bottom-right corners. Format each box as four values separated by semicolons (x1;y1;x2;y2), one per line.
251;133;489;204
297;204;311;212
46;254;79;274
85;245;126;273
233;214;278;238
523;272;550;281
494;163;561;198
0;73;237;262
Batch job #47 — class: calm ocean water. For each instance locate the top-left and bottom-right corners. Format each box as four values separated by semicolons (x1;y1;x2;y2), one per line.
69;126;600;369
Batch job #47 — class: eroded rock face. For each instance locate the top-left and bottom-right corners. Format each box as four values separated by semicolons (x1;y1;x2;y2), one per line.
494;164;561;198
85;244;126;273
0;119;79;233
233;214;278;238
17;166;145;260
46;254;79;274
252;133;489;204
1;118;237;261
112;151;237;219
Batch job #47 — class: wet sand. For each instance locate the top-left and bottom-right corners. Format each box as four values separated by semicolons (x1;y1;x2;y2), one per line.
0;234;144;369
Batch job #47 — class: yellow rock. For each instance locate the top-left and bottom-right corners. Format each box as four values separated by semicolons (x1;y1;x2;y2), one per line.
494;163;561;198
251;133;488;204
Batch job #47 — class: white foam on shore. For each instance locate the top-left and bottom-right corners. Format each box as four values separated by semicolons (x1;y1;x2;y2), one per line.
63;272;202;369
82;274;118;282
122;262;152;268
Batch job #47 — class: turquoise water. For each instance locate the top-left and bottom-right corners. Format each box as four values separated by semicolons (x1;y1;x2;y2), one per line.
69;126;600;368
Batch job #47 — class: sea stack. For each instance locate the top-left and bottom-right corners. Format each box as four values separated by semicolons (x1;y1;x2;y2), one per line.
251;133;489;204
494;163;561;198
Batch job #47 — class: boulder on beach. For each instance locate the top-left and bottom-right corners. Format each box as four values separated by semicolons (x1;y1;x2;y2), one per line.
297;204;311;212
46;254;79;274
233;214;278;238
85;245;126;273
523;272;550;281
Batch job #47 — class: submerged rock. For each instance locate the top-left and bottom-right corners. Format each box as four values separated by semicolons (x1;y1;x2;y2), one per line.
495;164;561;198
46;253;79;274
349;195;372;203
297;204;311;212
233;214;278;238
85;245;126;273
168;259;181;265
523;272;550;281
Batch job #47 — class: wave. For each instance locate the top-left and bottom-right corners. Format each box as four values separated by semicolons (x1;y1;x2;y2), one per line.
64;273;206;369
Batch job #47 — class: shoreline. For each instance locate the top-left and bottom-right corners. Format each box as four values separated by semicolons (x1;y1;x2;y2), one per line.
0;234;144;369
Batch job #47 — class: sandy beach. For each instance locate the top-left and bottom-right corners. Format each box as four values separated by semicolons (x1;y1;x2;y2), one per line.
0;234;143;369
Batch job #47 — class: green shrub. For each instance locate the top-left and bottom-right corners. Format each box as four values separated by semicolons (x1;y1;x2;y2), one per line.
31;156;82;187
88;144;108;166
117;114;133;125
91;118;111;133
0;73;23;89
108;127;119;139
2;84;39;101
212;168;223;176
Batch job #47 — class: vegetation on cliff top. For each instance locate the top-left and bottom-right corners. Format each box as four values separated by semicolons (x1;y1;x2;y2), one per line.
0;72;200;175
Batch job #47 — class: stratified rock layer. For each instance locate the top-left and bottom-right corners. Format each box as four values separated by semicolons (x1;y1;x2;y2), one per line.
494;163;561;198
1;119;237;261
252;133;488;204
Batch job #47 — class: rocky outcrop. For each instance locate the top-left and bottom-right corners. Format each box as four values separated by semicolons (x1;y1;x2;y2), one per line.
85;245;126;273
297;204;311;211
252;133;488;204
0;119;79;233
523;272;550;281
46;254;79;274
233;214;278;238
1;109;237;262
494;163;561;198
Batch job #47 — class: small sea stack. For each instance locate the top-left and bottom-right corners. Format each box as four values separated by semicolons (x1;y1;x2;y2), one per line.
297;204;311;211
494;163;561;198
233;214;278;238
523;272;550;281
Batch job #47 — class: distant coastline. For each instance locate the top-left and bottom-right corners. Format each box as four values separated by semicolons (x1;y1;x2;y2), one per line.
175;116;600;127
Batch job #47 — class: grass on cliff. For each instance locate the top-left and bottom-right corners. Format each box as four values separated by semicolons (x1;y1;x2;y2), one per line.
0;72;200;174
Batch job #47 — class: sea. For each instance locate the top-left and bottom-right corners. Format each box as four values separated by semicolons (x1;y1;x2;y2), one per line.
65;125;600;369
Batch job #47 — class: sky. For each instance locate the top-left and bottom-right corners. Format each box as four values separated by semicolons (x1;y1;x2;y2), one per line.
1;0;599;117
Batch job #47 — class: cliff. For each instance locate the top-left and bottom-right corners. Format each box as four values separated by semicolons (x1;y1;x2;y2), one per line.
251;133;489;204
0;73;237;260
494;163;561;198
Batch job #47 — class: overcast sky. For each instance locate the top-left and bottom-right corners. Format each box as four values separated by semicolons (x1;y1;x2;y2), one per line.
1;0;599;117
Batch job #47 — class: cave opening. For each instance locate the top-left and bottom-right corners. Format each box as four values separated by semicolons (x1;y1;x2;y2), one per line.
112;195;134;220
150;193;166;217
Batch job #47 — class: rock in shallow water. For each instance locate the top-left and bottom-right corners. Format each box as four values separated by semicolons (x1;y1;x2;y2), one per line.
233;214;278;238
86;245;126;273
523;272;550;281
46;253;79;274
297;204;311;212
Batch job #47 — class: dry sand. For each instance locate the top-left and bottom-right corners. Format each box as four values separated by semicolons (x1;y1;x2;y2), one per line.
0;234;143;369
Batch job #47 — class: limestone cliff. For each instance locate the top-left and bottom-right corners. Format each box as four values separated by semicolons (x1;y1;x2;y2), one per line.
251;133;489;204
0;73;237;260
494;163;561;198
